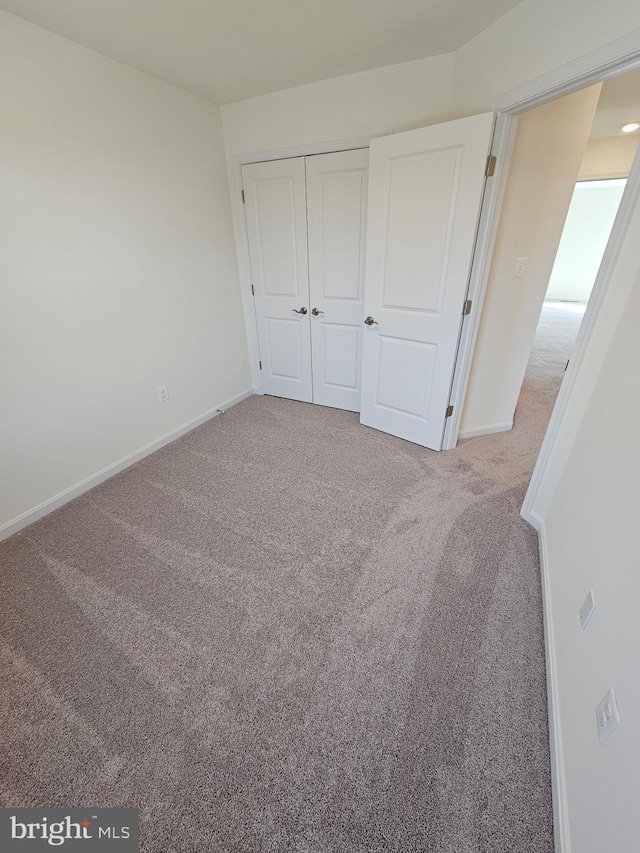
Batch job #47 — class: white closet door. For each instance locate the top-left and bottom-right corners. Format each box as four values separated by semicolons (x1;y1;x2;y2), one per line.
360;113;494;449
242;158;312;402
306;149;369;412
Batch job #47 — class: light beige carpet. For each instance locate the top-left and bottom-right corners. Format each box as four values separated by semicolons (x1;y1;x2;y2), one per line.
0;304;583;851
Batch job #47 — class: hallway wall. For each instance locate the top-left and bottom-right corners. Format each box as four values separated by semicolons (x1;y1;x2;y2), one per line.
546;180;626;302
579;136;639;180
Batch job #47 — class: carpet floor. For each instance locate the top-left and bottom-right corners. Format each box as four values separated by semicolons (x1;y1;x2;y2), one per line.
0;304;584;852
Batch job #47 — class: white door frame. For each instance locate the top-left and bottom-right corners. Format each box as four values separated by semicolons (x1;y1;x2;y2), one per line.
443;30;640;475
227;137;372;396
441;110;518;449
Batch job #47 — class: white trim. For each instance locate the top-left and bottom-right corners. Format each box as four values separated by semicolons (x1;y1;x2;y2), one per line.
525;509;543;533
495;28;640;114
442;111;518;449
457;420;512;440
522;140;640;523
226;136;372;394
538;519;572;853
232;135;373;166
0;388;255;542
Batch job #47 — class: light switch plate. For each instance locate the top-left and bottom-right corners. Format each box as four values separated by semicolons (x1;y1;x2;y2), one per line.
514;257;528;277
579;589;596;629
595;687;620;744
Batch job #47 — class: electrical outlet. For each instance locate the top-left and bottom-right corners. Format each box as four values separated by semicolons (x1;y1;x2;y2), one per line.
514;257;528;278
595;687;620;744
157;385;169;403
579;589;596;629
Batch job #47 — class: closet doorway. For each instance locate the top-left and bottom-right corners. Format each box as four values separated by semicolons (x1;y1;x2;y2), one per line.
242;149;368;412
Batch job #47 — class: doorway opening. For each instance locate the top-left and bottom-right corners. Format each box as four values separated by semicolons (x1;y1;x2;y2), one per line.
457;67;640;488
525;176;627;423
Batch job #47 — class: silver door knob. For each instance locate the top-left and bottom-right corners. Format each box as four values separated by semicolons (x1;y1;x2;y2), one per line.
292;307;308;315
311;308;324;316
364;316;378;326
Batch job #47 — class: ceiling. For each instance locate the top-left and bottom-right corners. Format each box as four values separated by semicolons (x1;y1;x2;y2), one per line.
590;66;640;139
0;0;524;104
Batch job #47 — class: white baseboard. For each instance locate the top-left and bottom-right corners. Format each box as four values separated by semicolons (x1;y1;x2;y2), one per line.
458;420;513;440
538;519;571;853
521;507;542;531
0;387;255;543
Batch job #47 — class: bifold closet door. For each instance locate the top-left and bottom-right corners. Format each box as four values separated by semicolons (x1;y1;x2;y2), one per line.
306;149;369;412
242;157;312;402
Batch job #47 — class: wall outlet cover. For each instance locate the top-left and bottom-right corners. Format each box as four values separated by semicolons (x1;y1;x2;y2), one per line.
579;589;596;629
157;385;169;403
595;686;620;744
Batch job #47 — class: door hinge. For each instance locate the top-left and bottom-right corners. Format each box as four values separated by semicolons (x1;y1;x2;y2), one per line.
251;284;255;295
485;155;497;177
259;360;262;370
446;404;454;418
463;299;472;316
241;189;245;204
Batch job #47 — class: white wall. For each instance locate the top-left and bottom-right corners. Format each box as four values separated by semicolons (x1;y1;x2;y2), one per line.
460;85;601;436
546;180;626;302
0;11;251;534
542;239;640;852
579;135;639;179
220;53;455;158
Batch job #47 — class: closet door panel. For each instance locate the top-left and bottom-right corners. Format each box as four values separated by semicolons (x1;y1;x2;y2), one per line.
242;158;312;402
306;149;369;412
322;323;360;389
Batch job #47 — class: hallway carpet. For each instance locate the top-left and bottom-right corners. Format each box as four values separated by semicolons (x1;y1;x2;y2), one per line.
0;305;583;851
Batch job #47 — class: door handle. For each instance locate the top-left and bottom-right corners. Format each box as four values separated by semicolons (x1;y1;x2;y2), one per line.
292;307;308;315
364;316;378;325
311;308;324;316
